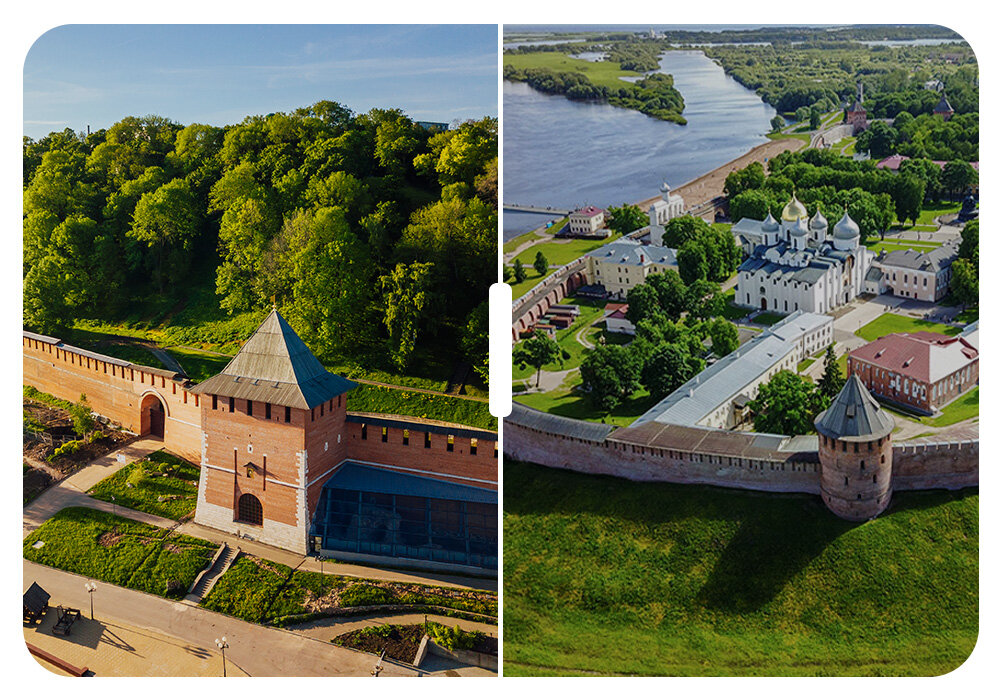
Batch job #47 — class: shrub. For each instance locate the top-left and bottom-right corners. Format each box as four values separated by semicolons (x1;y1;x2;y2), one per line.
48;440;82;462
427;620;480;651
340;583;396;607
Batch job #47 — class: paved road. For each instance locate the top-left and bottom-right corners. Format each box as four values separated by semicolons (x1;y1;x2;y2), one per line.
24;560;415;677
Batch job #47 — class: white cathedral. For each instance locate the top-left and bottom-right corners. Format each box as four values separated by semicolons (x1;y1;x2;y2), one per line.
732;195;874;315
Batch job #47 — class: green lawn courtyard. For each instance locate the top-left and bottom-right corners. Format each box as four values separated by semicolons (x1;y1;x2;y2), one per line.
857;313;961;343
88;450;200;520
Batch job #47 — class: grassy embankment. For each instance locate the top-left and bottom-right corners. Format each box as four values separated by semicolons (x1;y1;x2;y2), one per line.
63;283;492;429
503;460;978;676
23;507;215;599
88;450;200;521
201;554;497;625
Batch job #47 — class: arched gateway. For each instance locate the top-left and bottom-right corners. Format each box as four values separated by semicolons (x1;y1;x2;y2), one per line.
140;393;166;438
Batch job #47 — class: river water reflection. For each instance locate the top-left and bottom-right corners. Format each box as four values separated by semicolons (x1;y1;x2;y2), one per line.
503;50;778;239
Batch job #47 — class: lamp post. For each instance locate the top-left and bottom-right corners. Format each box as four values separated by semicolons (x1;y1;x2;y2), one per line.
110;495;117;518
85;581;97;619
215;636;229;677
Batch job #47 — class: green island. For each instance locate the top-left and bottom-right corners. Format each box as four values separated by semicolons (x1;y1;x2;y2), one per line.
504;461;978;676
503;50;685;124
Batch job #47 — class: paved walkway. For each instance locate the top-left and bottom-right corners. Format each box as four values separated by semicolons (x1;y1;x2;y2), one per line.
25;608;249;677
24;560;415;676
23;438;168;537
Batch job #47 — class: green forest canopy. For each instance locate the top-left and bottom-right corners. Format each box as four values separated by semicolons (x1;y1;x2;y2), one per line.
23;104;497;381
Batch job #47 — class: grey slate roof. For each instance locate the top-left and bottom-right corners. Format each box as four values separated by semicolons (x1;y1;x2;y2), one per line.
865;266;884;282
192;309;355;409
881;239;958;272
506;401;617;442
814;375;894;442
586;239;677;266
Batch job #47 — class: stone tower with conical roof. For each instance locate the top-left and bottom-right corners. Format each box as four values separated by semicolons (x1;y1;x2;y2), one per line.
192;308;356;553
814;375;895;521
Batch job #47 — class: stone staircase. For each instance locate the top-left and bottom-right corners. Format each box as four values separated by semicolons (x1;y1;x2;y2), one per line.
184;543;239;605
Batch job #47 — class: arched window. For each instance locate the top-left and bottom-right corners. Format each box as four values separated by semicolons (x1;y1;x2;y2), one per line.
237;493;263;526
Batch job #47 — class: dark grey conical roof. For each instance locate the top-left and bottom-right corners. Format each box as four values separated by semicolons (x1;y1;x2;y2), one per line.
814;375;894;442
934;94;953;113
193;309;355;409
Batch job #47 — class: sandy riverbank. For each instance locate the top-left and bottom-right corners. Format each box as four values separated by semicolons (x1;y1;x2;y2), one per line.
633;138;806;213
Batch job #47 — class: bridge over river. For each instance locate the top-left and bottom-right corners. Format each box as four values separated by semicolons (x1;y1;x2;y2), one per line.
502;204;572;216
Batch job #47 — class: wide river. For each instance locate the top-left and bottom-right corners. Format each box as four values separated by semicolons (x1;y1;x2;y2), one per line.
503;49;779;239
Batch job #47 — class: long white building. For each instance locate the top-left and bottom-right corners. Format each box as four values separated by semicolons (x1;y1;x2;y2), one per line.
733;196;874;315
633;310;834;431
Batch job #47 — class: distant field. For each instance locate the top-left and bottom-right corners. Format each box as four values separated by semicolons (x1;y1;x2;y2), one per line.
503;460;978;676
504;52;642;91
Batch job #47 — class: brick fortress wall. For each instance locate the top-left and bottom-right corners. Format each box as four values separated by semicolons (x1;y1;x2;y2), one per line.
23;334;202;462
505;416;978;504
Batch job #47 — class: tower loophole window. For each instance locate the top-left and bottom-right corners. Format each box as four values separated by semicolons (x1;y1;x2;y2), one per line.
237;493;262;526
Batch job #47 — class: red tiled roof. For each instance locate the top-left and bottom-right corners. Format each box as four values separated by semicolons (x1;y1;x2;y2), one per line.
604;302;628;313
876;154;979;172
573;206;605;217
849;332;977;384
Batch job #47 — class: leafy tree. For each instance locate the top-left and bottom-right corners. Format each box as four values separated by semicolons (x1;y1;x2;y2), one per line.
69;394;96;437
730;189;776;222
625;284;661;326
857;121;898;158
513;333;560;388
533;251;549;277
941;160;977;197
899;157;941;201
640;342;704;398
708;318;739;357
461;301;490;383
677;240;709;285
794;106;811;123
817;345;845;399
958;219;978;272
893;174;925;226
579;344;642;413
607;203;646;234
513;259;527;284
809;107;822;130
723;162;766;199
748;370;827;435
950;259;978;307
648;270;689;319
770;115;785;133
662;215;710;248
503;266;514;283
380;262;435;370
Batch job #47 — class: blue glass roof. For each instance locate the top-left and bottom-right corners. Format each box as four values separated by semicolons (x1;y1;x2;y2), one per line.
321;462;497;504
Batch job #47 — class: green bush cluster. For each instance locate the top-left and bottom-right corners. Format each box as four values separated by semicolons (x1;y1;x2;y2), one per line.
200;555;293;621
426;620;481;651
346;383;496;431
47;440;82;462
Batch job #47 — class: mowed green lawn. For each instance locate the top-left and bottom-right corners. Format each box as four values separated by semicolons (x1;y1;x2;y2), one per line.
513;297;606;382
503;461;978;676
508;233;621;299
23;507;216;599
857;314;961;342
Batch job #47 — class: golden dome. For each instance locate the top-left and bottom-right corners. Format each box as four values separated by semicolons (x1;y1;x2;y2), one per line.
781;194;808;222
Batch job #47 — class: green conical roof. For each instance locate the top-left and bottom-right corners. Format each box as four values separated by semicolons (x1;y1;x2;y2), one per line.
814;375;894;442
192;308;355;409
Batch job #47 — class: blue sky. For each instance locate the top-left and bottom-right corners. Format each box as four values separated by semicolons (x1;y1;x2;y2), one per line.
23;25;498;139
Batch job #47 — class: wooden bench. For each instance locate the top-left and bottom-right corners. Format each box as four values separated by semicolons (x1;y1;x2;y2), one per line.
52;607;81;636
